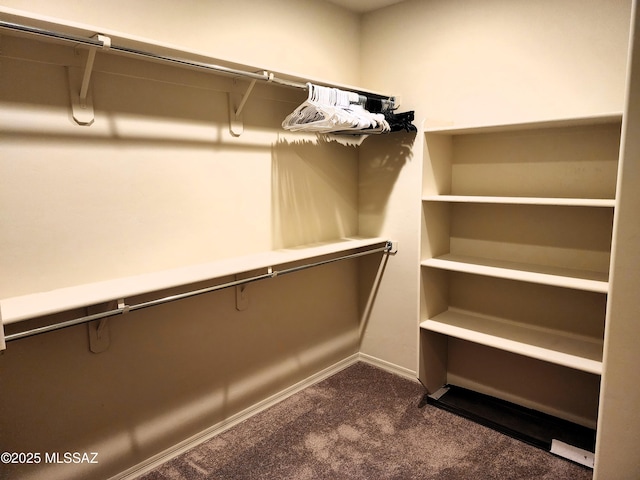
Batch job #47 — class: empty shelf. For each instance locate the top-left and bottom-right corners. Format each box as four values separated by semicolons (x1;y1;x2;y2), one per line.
1;237;387;324
421;309;603;374
422;254;609;293
422;195;615;208
423;113;623;135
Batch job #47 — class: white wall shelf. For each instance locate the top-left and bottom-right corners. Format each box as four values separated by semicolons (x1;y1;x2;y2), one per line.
1;237;387;325
422;195;615;208
0;9;396;129
424;112;623;135
422;254;609;293
421;308;603;375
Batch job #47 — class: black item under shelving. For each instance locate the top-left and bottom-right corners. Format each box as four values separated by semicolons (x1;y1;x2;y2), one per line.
426;385;596;454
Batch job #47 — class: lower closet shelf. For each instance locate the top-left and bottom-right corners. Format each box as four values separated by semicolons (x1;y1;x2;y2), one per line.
420;309;603;375
426;385;596;468
0;237;388;325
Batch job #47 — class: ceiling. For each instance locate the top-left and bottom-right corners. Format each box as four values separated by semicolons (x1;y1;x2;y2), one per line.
321;0;406;13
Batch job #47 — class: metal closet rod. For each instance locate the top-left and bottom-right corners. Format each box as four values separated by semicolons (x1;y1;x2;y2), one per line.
4;241;392;343
0;20;393;100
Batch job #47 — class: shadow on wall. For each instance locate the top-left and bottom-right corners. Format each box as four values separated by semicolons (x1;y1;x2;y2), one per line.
358;251;391;346
359;131;416;236
271;131;416;247
271;135;360;248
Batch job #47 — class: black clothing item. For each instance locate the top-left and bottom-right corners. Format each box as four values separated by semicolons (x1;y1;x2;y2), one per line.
385;110;418;132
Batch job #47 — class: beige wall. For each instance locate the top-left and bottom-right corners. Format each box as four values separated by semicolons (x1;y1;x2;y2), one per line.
362;0;630;125
0;0;636;478
0;2;376;479
0;0;364;297
0;48;363;296
358;131;421;371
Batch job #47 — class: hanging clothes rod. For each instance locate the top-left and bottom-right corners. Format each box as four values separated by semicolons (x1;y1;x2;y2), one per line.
0;20;394;101
4;241;393;343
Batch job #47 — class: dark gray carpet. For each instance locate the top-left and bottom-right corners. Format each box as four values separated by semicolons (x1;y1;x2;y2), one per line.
138;362;592;479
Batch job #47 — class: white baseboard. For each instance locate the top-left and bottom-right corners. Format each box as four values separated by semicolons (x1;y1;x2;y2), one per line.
357;352;418;382
112;353;416;480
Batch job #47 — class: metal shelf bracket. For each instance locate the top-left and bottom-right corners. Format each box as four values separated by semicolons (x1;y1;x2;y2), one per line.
228;74;265;136
0;315;5;352
87;297;126;353
69;34;111;126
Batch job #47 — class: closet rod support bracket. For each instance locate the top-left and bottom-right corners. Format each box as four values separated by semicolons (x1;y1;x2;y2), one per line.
235;275;251;311
0;312;5;351
228;76;260;136
234;78;257;118
385;240;399;255
69;34;111;126
87;298;122;353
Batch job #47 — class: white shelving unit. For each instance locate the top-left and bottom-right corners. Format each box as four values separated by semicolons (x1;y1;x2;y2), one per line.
419;113;622;428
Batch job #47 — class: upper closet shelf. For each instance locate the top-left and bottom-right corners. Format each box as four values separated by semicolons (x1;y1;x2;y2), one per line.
0;12;391;99
424;112;623;135
1;237;390;326
0;8;398;131
422;196;616;207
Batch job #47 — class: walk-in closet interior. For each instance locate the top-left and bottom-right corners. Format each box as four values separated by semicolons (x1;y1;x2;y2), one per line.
1;1;639;479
